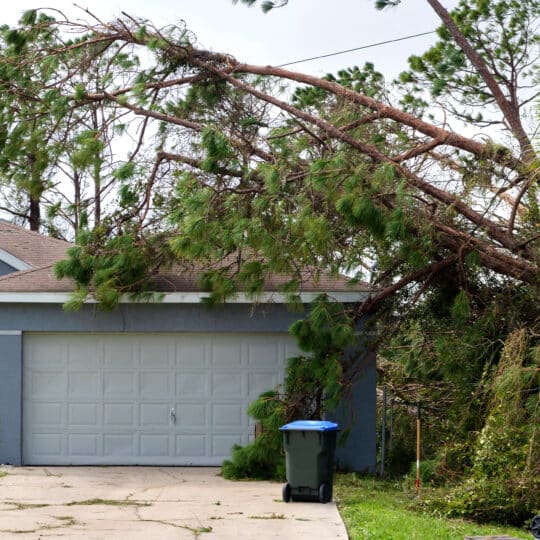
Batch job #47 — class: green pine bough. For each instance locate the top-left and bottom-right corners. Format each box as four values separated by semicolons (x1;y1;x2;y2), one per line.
222;295;356;480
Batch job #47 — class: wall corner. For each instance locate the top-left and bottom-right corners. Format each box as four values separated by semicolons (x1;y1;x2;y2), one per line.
0;331;22;465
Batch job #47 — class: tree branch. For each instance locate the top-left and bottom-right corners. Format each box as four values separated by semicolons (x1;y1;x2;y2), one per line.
355;256;459;317
426;0;533;158
198;61;526;257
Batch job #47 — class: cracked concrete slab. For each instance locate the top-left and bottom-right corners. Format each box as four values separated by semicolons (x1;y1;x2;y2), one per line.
0;467;348;539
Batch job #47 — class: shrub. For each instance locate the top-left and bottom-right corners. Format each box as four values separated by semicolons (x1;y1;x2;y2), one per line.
222;295;358;480
426;329;540;525
222;390;286;480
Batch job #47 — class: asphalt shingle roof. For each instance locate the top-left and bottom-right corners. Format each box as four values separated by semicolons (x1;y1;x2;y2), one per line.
0;220;71;268
0;264;73;292
0;221;371;294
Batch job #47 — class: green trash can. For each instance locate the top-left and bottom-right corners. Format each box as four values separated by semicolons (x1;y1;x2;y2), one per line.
280;420;339;503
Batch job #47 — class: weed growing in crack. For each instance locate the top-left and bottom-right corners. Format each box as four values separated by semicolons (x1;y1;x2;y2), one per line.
66;498;151;507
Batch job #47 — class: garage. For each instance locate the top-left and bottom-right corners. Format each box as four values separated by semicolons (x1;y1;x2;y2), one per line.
23;332;298;465
0;221;376;471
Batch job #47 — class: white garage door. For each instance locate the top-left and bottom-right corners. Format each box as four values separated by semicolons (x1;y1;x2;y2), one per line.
23;333;298;465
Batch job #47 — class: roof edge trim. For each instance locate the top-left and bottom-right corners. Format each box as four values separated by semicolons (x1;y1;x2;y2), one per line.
0;248;32;271
0;291;369;304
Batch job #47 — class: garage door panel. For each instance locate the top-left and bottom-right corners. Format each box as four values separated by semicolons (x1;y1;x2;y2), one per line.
67;338;101;368
140;338;174;368
139;371;171;395
248;342;279;367
212;403;243;427
31;402;63;425
176;403;207;426
212;434;242;457
103;434;135;456
104;403;135;426
23;332;295;465
68;434;98;456
176;372;209;398
248;372;279;398
212;340;242;368
32;433;64;456
104;340;137;367
26;336;66;368
68;403;99;426
140;434;170;457
140;403;170;426
30;371;66;397
176;339;207;368
212;372;243;396
68;371;99;397
104;371;136;395
176;434;207;457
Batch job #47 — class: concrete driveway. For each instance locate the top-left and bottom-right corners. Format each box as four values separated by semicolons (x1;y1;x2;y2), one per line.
0;467;348;539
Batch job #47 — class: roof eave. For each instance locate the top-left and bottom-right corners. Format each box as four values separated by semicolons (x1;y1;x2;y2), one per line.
0;291;369;304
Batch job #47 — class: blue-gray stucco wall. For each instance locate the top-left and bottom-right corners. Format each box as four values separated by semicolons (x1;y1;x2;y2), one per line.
0;261;16;276
0;302;376;470
0;302;305;333
0;332;22;465
328;347;377;473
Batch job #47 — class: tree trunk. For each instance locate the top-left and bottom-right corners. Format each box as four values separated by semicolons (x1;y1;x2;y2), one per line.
73;170;81;234
426;0;533;158
28;194;40;232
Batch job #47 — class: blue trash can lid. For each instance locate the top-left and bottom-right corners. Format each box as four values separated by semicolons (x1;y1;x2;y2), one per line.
279;420;339;432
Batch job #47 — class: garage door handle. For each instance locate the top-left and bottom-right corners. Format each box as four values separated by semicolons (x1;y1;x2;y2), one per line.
170;408;176;424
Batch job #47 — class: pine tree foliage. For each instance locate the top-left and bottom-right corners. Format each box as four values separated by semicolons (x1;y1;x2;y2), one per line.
422;328;540;524
222;295;358;479
230;0;540;521
0;2;538;518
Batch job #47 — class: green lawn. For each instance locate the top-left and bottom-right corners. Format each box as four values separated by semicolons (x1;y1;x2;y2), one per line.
334;474;530;540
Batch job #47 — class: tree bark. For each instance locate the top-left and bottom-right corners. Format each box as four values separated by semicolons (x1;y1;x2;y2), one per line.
28;195;40;232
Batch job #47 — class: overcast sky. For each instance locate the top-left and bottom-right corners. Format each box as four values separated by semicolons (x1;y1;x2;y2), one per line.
2;0;460;81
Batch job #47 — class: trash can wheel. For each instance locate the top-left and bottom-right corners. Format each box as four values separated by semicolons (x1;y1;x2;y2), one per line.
319;482;331;504
282;483;291;503
531;515;540;539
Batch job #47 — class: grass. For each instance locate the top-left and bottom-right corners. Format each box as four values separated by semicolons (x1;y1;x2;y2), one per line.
7;502;50;510
137;518;212;539
0;470;7;479
334;474;531;540
0;517;77;535
249;513;286;519
66;498;151;507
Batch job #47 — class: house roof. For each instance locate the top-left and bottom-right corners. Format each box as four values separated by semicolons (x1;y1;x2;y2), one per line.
0;264;72;292
0;221;372;296
152;266;363;293
0;220;72;268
